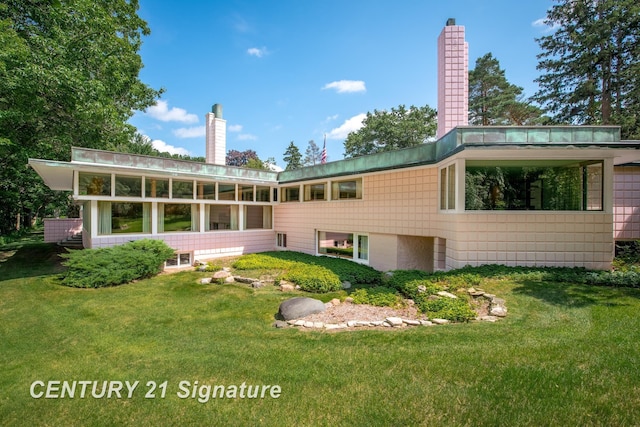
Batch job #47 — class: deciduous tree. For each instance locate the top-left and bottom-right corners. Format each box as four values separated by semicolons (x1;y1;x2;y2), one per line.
343;105;437;158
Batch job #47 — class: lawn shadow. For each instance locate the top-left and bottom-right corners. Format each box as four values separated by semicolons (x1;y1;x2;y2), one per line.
511;279;636;308
0;242;66;281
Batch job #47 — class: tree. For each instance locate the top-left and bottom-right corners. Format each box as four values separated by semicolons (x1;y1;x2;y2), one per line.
303;140;322;166
469;53;543;125
226;149;259;167
343;105;437;158
534;0;640;139
0;0;161;233
283;141;303;171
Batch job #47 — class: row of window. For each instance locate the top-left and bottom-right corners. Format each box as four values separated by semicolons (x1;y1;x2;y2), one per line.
93;202;272;235
281;178;363;202
78;173;272;202
441;160;604;211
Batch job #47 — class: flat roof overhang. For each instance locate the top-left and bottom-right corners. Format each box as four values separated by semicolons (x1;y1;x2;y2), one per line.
28;159;75;191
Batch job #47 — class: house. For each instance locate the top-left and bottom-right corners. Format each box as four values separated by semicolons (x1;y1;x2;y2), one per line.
29;20;640;272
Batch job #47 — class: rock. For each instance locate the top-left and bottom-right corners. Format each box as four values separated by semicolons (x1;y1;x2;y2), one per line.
213;270;231;279
347;320;357;328
437;291;458;299
344;297;354;304
491;297;506;306
273;320;288;328
417;285;427;293
468;287;485;297
200;278;212;284
355;321;371;327
198;265;208;272
403;319;421;326
341;281;352;289
385;317;403;327
325;324;341;330
313;322;324;329
278;297;326;320
371;320;385;326
324;303;333;309
235;276;259;284
432;318;449;325
224;276;235;284
303;321;314;328
478;315;499;322
295;285;301;290
251;281;264;288
489;305;508;317
222;267;231;272
280;284;295;292
293;319;305;326
406;299;415;306
330;298;341;306
420;320;433;326
286;320;298;325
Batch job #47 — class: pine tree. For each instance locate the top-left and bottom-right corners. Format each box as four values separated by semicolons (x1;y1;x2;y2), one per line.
534;0;640;139
283;142;302;171
303;140;322;166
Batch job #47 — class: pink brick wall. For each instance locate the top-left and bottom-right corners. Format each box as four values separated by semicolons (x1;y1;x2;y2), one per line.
436;23;468;138
614;166;640;240
44;218;82;243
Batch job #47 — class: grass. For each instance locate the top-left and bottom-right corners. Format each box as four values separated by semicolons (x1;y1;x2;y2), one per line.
1;239;640;426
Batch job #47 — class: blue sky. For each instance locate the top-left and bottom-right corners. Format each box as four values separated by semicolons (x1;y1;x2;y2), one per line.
129;0;556;167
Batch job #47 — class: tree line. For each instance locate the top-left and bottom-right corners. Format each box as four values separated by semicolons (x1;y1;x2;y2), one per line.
1;0;638;234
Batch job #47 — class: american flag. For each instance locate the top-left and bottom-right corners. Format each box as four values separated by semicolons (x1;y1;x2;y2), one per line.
321;135;327;164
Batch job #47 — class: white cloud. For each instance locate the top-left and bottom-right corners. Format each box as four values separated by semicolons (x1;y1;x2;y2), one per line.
247;47;269;58
151;139;191;156
173;126;205;138
146;100;198;123
325;114;339;122
238;133;258;141
532;17;560;33
322;80;366;94
326;113;366;139
228;124;243;132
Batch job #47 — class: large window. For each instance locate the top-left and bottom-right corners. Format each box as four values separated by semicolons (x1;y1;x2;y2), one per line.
304;183;326;201
256;186;271;202
317;231;369;263
241;185;254;201
145;178;169;198
97;202;150;235
159;204;198;232
244;206;272;229
332;179;362;200
465;160;603;211
205;205;238;231
115;175;142;197
79;172;111;196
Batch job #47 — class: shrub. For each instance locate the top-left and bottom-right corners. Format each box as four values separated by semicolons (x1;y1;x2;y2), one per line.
419;296;477;322
351;287;403;307
282;265;342;293
59;239;175;288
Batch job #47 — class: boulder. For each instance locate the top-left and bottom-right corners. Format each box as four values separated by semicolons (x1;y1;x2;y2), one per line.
437;291;458;299
278;297;326;320
341;281;352;289
280;283;295;292
213;270;231;279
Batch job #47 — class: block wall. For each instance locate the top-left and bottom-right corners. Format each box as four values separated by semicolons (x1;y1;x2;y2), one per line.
44;218;83;243
614;166;640;240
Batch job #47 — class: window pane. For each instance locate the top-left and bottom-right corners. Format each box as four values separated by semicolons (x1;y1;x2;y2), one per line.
358;235;369;261
448;164;456;209
165;255;178;267
172;180;193;199
79;172;111;196
440;169;447;209
145;178;169;198
318;231;353;258
332;180;361;200
218;184;236;200
241;185;254;201
283;187;299;202
115;175;142;197
244;205;272;229
197;182;216;200
111;202;150;234
179;253;191;266
207;205;238;230
586;163;603;210
162;204;193;232
256;186;270;202
304;183;326;201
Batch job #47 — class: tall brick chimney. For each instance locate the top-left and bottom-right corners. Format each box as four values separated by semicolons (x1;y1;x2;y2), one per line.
436;19;468;138
205;103;226;165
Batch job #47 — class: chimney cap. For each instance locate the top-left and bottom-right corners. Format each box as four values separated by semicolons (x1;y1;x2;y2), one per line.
446;18;456;26
212;103;223;118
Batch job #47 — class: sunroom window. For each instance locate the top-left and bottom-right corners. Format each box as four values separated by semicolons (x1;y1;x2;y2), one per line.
97;202;150;235
79;172;111;196
244;205;272;229
331;179;362;200
465;160;603;211
205;205;239;231
304;183;326;201
159;203;199;232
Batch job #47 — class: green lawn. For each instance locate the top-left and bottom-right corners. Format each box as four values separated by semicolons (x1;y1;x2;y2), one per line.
1;241;640;426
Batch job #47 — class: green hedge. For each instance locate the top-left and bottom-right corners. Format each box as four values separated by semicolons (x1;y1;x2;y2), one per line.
351;287;402;307
59;239;175;288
